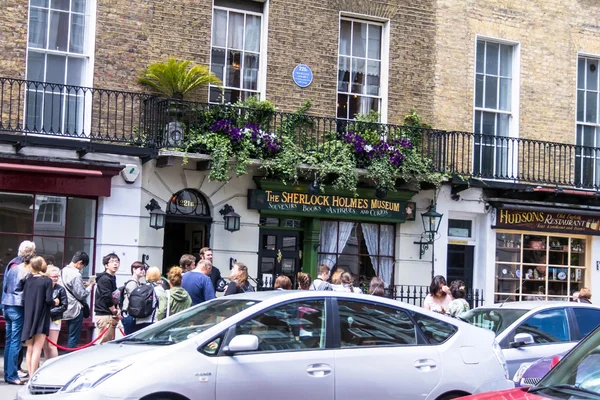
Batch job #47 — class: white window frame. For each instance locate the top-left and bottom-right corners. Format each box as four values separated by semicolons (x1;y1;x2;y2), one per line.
575;53;600;187
473;35;520;179
337;12;389;123
208;2;267;104
24;0;97;136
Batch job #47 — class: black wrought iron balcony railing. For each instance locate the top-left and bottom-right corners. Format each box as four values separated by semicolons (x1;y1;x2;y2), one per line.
1;76;599;190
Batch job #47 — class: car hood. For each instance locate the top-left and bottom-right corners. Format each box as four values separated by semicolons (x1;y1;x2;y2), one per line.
459;388;550;399
31;342;162;386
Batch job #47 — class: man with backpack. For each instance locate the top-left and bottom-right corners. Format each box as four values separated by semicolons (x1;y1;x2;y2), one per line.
310;264;333;291
120;261;147;335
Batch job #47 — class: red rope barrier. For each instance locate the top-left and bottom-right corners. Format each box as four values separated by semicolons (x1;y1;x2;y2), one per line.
119;328;126;336
45;327;109;351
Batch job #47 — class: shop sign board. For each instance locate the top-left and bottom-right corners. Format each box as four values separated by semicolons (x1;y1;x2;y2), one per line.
248;189;416;221
495;208;600;235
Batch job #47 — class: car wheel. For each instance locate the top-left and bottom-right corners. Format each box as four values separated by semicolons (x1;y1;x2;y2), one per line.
437;392;470;400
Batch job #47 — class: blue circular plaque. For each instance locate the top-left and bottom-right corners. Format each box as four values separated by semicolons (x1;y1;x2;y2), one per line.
292;64;313;88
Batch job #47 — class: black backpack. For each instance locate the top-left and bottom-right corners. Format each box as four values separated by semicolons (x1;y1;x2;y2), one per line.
127;284;157;318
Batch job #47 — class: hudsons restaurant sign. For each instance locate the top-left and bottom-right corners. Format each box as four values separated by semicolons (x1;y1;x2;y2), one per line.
248;189;416;221
495;208;600;235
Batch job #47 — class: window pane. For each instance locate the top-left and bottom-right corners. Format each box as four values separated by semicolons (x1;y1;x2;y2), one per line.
0;193;34;234
367;24;381;59
476;41;485;73
65;197;95;237
578;58;586;89
338;56;350;92
339;20;351;56
34;196;66;235
48;11;69;51
485;42;499;75
27;52;45;82
46;54;66;84
72;0;86;13
475;74;483;108
226;50;241;87
212;9;227;47
282;236;297;251
586;91;598;123
337;93;349;119
65;237;94;276
65;94;83;133
482;111;495;135
338;301;416;347
33;235;64;268
577;90;585;122
209;86;222;103
211;48;226;81
26;90;43;130
516;309;569;343
351;58;365;94
31;0;48;6
474;110;481;133
243;53;259;90
573;309;600;339
499;44;512;77
236;300;326;351
51;0;70;11
497;113;509;137
260;257;275;274
499;77;511;111
227;12;244;50
587;59;598;91
28;8;48;49
66;57;85;86
352;22;367;58
366;61;380;96
411;311;457;344
349;95;361;118
244;14;260;52
42;92;63;132
70;13;85;53
485;76;498;109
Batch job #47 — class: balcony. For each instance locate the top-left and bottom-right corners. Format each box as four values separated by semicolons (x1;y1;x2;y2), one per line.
1;76;599;191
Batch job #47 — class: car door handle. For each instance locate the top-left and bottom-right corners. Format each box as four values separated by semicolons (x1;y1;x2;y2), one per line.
414;359;437;370
307;363;332;377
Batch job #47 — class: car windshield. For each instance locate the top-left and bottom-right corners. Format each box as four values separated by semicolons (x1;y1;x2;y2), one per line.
117;299;260;345
460;308;528;335
531;326;600;399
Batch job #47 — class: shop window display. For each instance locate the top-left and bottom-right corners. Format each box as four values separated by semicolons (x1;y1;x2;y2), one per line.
495;232;586;302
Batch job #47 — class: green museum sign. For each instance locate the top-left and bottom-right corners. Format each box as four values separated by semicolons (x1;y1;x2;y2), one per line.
247;189;416;221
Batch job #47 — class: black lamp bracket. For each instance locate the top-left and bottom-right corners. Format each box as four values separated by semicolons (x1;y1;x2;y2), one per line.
414;232;435;259
219;204;235;217
145;198;161;212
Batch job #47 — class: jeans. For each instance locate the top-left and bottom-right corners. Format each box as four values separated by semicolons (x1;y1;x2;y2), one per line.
3;306;24;382
66;311;84;350
122;316;135;336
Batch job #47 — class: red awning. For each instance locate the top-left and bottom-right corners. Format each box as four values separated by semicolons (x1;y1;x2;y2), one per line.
0;158;123;197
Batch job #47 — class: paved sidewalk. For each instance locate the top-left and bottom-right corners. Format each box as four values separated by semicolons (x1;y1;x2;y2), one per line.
0;350;25;400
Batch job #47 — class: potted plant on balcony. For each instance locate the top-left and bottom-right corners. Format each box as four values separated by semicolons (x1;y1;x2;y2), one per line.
138;58;222;147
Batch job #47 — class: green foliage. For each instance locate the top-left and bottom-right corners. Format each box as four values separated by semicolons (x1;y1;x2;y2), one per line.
138;58;222;99
181;101;444;191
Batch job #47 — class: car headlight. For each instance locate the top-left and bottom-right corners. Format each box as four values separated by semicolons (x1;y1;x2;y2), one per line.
492;340;509;379
61;359;132;393
513;362;533;384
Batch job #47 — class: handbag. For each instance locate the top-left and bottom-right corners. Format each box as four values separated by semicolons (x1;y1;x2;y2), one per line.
61;270;91;318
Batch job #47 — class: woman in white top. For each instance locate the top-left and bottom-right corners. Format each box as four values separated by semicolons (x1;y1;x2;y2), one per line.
424;275;453;313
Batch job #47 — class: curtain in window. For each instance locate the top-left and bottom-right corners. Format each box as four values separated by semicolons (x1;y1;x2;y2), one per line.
378;225;394;287
362;223;394;286
318;221;355;269
362;223;380;276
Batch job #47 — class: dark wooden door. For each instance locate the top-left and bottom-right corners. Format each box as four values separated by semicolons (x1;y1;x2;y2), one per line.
162;222;186;272
446;244;474;290
258;230;302;289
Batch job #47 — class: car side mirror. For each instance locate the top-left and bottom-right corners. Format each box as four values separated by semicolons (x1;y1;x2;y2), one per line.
223;334;259;355
510;332;534;348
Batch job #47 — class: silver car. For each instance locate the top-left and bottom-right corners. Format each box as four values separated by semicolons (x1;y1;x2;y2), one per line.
19;291;512;400
461;301;600;379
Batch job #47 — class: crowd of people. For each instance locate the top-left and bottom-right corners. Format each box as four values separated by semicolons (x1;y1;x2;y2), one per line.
3;239;593;386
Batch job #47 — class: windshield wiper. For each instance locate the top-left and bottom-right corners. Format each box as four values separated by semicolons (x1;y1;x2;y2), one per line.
117;337;176;345
530;384;600;399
